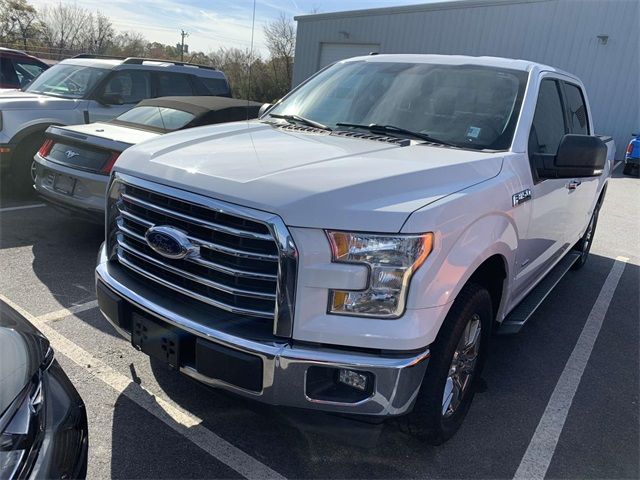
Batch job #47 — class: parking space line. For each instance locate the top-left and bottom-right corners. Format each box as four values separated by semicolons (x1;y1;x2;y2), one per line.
513;256;628;480
0;293;286;480
0;203;46;212
36;300;99;322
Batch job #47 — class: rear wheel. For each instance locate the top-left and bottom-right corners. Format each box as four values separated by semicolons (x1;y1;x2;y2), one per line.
571;204;600;270
623;163;639;177
397;283;492;444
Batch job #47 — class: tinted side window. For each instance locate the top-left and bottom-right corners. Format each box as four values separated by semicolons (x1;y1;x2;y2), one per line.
13;60;46;86
563;83;589;134
529;79;566;156
0;57;19;87
200;77;230;96
157;73;194;96
103;70;151;104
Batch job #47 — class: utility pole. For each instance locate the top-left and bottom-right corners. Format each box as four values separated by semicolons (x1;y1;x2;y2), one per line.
179;29;189;61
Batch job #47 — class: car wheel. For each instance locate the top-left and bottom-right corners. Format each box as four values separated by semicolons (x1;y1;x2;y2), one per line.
396;283;492;445
571;205;600;270
623;163;633;176
14;134;44;193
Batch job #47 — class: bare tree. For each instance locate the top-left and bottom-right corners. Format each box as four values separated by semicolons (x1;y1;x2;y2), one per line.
0;0;39;50
111;31;146;57
263;13;295;93
88;11;114;54
39;2;90;54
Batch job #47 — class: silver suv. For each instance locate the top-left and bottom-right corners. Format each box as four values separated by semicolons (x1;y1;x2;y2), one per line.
0;55;230;190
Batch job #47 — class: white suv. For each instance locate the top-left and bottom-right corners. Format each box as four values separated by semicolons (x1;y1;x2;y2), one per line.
0;55;230;189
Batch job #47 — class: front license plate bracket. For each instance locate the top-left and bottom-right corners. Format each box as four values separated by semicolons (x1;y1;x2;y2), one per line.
131;314;181;368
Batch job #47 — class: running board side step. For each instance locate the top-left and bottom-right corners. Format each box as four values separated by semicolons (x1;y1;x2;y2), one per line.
498;252;581;334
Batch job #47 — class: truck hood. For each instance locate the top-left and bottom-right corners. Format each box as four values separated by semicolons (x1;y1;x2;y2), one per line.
0;89;78;110
115;121;504;232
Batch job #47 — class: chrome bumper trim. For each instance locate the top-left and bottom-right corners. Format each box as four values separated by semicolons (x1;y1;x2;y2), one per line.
96;244;429;416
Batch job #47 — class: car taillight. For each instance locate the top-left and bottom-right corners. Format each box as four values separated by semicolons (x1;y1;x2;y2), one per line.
38;139;54;157
101;151;121;174
627;142;634;155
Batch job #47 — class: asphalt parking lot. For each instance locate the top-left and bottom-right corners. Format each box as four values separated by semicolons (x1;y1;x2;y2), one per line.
0;166;638;480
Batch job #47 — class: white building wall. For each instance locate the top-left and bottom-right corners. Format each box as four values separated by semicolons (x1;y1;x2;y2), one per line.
293;0;640;154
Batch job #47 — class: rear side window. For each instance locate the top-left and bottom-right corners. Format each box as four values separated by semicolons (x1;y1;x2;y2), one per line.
13;59;46;86
0;57;19;87
563;83;589;134
103;70;151;104
157;73;194;96
529;79;566;156
200;77;230;96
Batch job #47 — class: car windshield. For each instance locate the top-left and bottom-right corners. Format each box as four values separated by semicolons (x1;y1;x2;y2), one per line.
268;61;528;150
24;63;109;99
113;106;195;131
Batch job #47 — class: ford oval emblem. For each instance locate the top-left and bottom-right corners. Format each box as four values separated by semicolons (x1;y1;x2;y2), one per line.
145;226;196;260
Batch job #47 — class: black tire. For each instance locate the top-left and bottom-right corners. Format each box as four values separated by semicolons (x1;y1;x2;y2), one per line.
397;283;492;444
571;204;600;270
13;133;44;194
623;163;639;177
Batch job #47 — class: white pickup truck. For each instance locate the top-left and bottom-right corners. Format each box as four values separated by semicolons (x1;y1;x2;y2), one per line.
95;55;614;444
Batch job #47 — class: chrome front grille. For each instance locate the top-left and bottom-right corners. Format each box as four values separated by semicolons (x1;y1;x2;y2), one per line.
106;173;297;337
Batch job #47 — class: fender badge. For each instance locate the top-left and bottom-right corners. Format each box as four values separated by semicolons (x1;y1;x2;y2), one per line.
512;189;532;207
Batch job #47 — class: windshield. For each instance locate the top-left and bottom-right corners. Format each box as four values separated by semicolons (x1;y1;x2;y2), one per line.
25;64;109;99
113;106;195;131
268;61;528;150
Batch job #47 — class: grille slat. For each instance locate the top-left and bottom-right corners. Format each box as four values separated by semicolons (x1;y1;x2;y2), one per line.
118;206;279;262
113;181;282;322
121;192;274;241
117;238;277;301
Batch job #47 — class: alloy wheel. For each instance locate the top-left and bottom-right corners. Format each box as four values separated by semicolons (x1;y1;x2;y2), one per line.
442;313;482;418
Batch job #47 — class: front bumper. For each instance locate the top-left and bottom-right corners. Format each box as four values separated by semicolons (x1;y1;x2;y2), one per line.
95;243;429;417
0;143;15;174
28;360;88;479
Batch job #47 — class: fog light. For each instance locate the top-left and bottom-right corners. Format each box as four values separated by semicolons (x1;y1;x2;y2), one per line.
338;369;368;391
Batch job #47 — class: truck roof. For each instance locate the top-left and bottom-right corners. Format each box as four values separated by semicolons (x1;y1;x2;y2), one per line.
342;54;577;79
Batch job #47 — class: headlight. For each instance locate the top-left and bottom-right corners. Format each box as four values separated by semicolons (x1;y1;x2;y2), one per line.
326;231;433;318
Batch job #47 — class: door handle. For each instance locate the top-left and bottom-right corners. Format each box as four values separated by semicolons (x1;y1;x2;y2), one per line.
566;180;581;190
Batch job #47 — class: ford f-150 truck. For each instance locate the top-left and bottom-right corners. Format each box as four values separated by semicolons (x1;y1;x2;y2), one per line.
95;55;615;444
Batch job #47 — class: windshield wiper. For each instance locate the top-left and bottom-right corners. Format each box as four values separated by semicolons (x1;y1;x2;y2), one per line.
268;113;331;131
335;123;457;147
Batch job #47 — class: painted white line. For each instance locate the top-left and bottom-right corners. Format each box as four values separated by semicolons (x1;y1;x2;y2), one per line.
0;203;46;213
36;300;99;322
513;256;628;480
0;294;286;480
613;160;623;172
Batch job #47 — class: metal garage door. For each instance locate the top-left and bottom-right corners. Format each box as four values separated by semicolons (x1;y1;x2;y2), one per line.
318;43;380;69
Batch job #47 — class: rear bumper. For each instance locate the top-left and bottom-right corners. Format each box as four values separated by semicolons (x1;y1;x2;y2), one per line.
33;153;107;218
624;156;639;166
95;243;430;417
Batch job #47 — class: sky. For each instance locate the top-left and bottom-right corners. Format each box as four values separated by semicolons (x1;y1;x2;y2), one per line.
27;0;440;56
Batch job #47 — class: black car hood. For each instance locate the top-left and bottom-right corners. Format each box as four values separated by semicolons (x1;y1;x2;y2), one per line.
0;301;50;416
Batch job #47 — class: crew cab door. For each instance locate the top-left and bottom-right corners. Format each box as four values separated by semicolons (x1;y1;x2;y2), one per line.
559;81;600;245
87;70;152;122
512;78;572;300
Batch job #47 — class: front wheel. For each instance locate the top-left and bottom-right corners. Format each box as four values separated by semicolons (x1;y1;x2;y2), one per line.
397;283;492;444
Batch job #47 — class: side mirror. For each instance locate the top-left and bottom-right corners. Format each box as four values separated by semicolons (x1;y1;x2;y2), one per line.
538;134;607;179
99;92;124;106
258;103;273;117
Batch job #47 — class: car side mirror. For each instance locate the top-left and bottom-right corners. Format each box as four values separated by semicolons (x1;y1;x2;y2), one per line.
100;92;124;106
258;103;273;117
537;134;607;179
